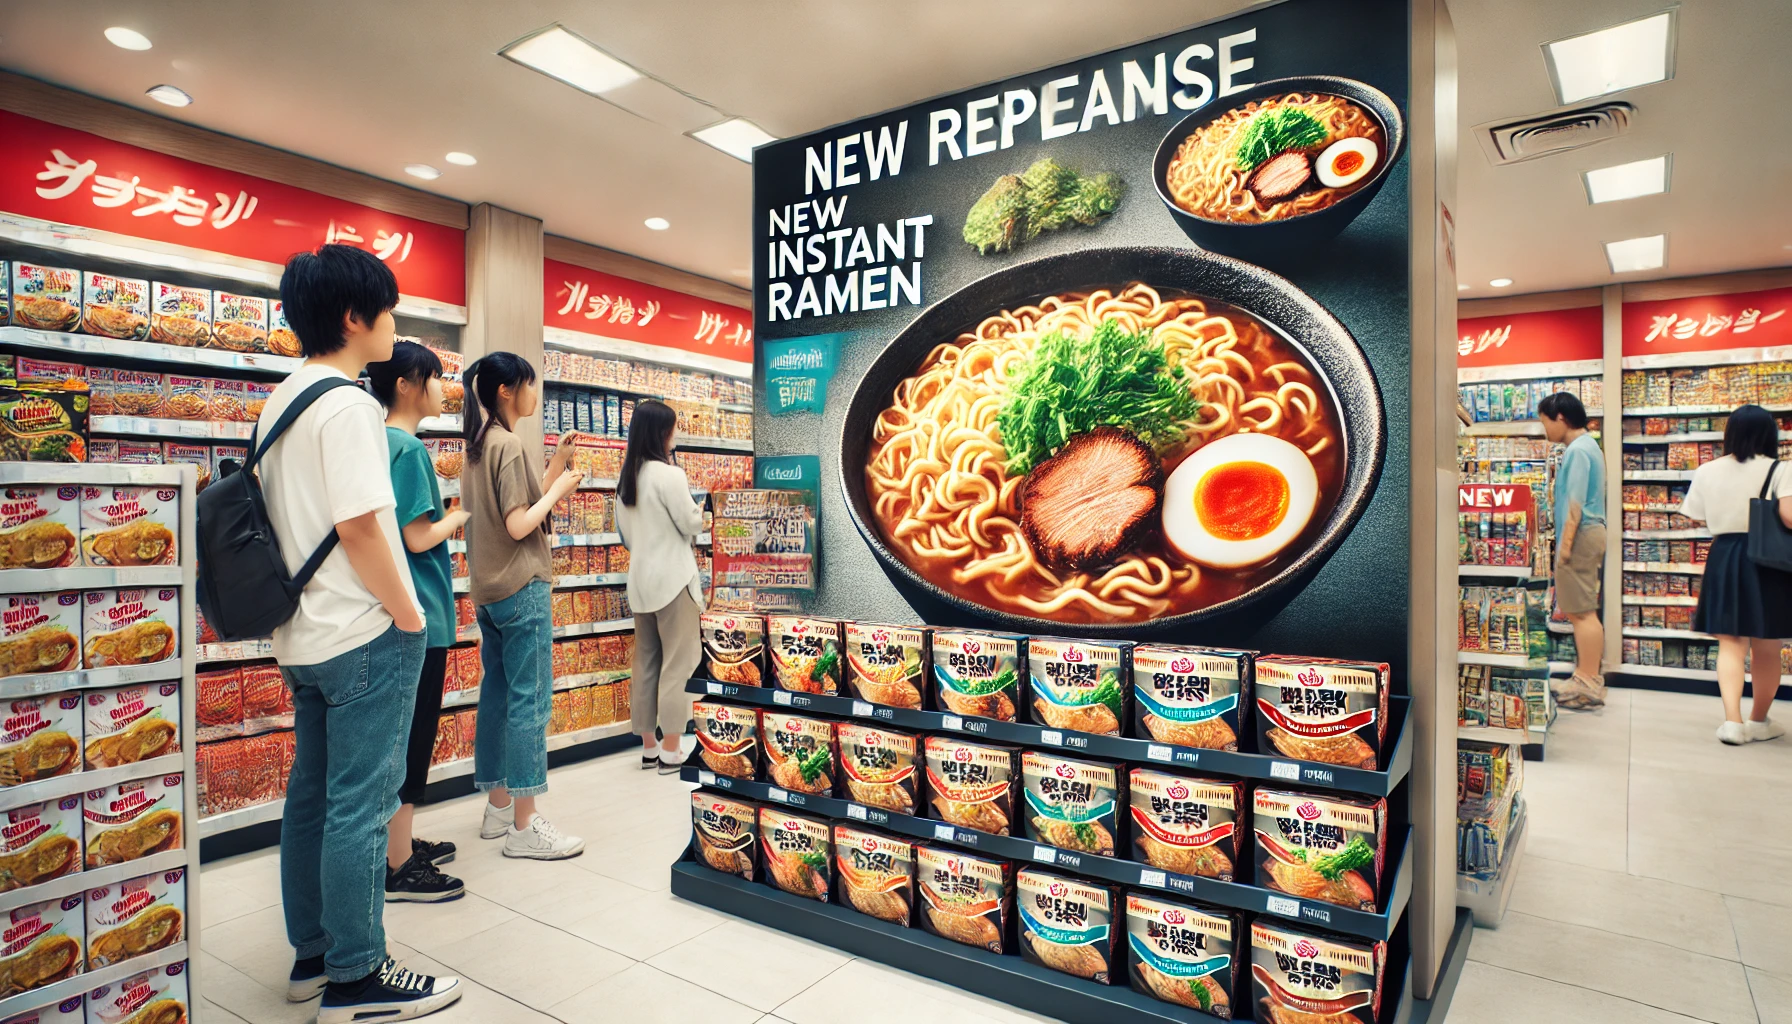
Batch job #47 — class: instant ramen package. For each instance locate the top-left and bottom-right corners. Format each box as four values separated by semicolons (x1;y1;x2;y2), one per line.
843;621;927;709
767;616;841;695
930;629;1026;722
0;891;83;996
690;700;759;780
8;263;81;332
0;486;81;570
924;735;1019;836
835;721;921;815
1126;892;1240;1018
760;712;835;795
81;590;178;669
85;866;186;969
0;694;82;788
1133;645;1254;752
1254;655;1389;770
0;592;83;680
759;806;831;902
916;844;1012;953
1020;750;1124;856
210;292;269;353
1017;867;1120;984
85;960;190;1024
84;774;183;869
80;274;150;341
0;796;83;893
1026;635;1131;735
83;683;181;770
699;611;765;686
1252;788;1386;913
148;283;211;347
832;824;914;926
1129;769;1245;882
689;790;757;880
0;387;89;463
1250;920;1384;1024
79;485;178;567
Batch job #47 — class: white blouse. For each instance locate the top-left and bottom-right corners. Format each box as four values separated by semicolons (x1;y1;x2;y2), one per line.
615;459;705;614
1680;455;1792;536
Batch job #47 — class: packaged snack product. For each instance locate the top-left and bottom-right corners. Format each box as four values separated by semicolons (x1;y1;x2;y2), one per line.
759;807;831;902
0;260;7;325
1254;656;1390;770
1126;893;1240;1017
0;796;83;893
916;845;1012;953
843;622;927;709
210;292;268;352
161;377;209;422
0;892;83;995
832;824;914;925
92;442;159;467
0;992;83;1022
689;791;757;880
690;700;758;780
1020;751;1125;856
81;590;178;669
268;300;300;357
13;360;86;391
1017;868;1119;984
924;735;1019;836
1252;788;1386;912
760;712;835;795
238;663;292;733
83;684;180;770
1250;920;1384;1024
767;616;841;695
84;867;185;968
242;381;273;421
835;722;920;815
1129;769;1245;882
0;387;89;463
209;379;248;422
1027;636;1131;735
79;486;178;567
424;438;463;479
930;629;1025;722
9;264;81;332
79;274;149;341
92;371;165;419
0;593;83;679
699;612;765;687
0;694;83;789
148;284;210;347
160;445;210;492
194;668;242;742
0;486;81;570
83;774;182;869
1133;645;1254;752
84;960;189;1024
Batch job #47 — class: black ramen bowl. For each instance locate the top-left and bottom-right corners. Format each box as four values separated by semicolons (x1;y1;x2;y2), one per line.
1152;75;1405;265
838;245;1386;639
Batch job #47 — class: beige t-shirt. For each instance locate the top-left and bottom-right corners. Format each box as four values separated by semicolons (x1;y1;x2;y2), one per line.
1681;455;1792;535
463;422;552;606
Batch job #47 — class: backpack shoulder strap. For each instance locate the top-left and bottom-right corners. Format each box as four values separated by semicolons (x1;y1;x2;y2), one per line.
1762;459;1783;500
246;376;360;471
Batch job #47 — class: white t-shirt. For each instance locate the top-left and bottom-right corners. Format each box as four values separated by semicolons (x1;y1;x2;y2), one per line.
255;364;420;665
1680;455;1792;536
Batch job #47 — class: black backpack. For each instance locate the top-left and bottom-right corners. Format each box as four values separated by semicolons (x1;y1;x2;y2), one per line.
196;377;359;641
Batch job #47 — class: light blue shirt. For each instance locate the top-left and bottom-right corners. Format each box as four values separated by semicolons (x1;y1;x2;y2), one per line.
1554;432;1605;541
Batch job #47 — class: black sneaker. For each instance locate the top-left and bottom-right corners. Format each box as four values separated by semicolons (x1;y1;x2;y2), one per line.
287;954;327;1002
412;836;456;866
385;856;465;903
641;752;658;770
318;957;462;1024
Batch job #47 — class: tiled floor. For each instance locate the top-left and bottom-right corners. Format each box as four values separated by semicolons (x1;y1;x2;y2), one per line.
197;688;1789;1024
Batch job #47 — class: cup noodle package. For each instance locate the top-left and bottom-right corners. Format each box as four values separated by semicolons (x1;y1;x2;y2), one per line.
0;994;85;1024
0;591;83;679
0;796;84;892
1;892;85;996
1;693;83;788
78;486;178;567
81;590;178;670
85;867;186;969
84;683;181;770
0;486;81;570
84;960;188;1024
84;775;182;870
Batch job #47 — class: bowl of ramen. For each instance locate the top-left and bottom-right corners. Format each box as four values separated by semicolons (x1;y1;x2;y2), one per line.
1153;76;1404;259
841;246;1383;636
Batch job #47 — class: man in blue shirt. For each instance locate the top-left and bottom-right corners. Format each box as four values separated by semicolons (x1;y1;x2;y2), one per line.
1540;392;1606;709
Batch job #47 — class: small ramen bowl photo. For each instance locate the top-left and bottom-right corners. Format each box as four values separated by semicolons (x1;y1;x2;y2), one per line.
1152;75;1405;263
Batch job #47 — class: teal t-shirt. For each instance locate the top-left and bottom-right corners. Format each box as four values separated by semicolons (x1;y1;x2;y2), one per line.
387;427;455;648
1554;432;1606;541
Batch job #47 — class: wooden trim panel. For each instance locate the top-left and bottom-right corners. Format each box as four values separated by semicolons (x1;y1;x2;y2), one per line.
1622;267;1792;302
545;234;750;309
1458;288;1602;318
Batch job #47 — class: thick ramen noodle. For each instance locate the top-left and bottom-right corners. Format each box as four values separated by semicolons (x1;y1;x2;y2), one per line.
866;283;1343;624
1166;92;1386;223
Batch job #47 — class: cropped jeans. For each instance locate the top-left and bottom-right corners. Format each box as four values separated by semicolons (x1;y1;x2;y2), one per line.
474;578;553;798
279;622;425;982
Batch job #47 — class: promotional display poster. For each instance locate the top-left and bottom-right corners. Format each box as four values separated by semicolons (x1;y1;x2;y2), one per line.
752;0;1411;673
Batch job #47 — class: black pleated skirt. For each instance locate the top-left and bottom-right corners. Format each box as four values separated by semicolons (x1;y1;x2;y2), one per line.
1693;533;1792;639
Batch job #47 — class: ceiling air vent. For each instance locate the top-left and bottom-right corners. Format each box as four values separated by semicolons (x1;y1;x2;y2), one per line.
1475;102;1634;165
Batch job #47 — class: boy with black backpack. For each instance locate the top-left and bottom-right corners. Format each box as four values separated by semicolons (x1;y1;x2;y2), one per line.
250;244;461;1022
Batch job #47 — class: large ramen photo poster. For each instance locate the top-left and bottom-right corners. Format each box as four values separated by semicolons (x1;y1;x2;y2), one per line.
752;0;1412;671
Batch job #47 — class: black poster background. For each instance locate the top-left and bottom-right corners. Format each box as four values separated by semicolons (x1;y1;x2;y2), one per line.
751;0;1411;675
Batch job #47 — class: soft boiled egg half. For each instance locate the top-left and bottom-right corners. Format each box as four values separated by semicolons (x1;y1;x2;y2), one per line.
1162;433;1319;569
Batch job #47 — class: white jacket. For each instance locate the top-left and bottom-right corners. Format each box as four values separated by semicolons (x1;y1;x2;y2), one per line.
615;459;704;614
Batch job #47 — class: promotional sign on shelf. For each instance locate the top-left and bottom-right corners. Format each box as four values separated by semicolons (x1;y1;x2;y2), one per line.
544;258;752;374
1458;306;1602;369
0;109;466;306
1621;285;1792;357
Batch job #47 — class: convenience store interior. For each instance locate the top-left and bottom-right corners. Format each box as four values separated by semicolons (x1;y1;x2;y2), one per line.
2;1;1791;1023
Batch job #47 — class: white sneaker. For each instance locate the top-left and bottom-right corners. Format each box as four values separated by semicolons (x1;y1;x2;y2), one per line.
481;800;511;840
503;813;585;860
1746;718;1786;743
657;739;690;775
1717;721;1747;746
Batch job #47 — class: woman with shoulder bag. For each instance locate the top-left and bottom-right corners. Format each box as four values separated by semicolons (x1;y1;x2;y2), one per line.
1679;404;1792;744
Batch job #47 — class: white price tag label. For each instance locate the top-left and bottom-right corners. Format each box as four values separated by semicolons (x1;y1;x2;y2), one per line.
933;823;955;841
1265;895;1301;917
1137;869;1167;888
1270;761;1301;781
1032;845;1057;863
1040;730;1063;745
852;701;873;717
942;715;964;730
768;787;790;803
1146;744;1173;762
697;771;716;786
773;691;793;705
705;682;722;694
847;804;868;821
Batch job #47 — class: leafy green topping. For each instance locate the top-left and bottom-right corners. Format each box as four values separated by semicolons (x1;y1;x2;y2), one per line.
956;667;1016;697
1235;107;1327;171
798;746;832;784
800;850;828;870
811;648;839;684
1293;835;1376;881
1073;822;1098;847
1189;978;1212;1010
1066;675;1124;720
963;159;1123;254
996;319;1201;474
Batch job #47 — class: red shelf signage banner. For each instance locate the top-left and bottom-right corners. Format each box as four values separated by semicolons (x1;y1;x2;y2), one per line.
1458;306;1601;368
1458;483;1534;514
1621;285;1792;356
544;258;752;364
0;109;465;305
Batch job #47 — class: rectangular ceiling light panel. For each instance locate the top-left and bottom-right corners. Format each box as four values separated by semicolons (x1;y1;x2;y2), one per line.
1584;154;1670;203
691;118;777;162
501;25;641;96
1544;10;1676;105
1606;234;1666;273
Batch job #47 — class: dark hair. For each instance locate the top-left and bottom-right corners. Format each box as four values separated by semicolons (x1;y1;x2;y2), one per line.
463;351;537;463
278;244;399;357
1724;403;1779;462
618;399;678;507
1537;391;1588;430
364;340;443;409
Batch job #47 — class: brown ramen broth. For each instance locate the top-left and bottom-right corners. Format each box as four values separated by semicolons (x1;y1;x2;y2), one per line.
865;283;1344;624
1166;92;1385;223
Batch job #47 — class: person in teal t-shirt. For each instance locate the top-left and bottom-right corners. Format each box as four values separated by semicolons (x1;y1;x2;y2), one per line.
1540;391;1607;709
367;342;470;902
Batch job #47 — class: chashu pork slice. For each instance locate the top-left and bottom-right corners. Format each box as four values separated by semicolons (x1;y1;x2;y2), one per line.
1019;427;1163;572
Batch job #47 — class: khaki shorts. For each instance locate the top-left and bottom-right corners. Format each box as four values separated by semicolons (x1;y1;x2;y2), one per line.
1557;522;1605;615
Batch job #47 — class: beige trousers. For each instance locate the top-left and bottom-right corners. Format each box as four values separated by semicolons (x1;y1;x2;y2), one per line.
632;588;702;739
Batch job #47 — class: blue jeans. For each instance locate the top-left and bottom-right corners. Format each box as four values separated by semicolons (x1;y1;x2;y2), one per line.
475;579;552;798
279;622;425;982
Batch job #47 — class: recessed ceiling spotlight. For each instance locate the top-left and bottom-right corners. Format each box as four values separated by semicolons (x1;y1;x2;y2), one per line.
1584;155;1670;204
145;85;191;107
644;217;670;231
1606;234;1666;273
404;164;442;180
500;25;641;96
444;152;477;167
1543;10;1676;105
1489;278;1514;288
690;118;776;162
105;27;152;50
1457;283;1470;291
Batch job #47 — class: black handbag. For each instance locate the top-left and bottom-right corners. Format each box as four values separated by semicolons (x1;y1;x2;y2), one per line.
1747;460;1792;572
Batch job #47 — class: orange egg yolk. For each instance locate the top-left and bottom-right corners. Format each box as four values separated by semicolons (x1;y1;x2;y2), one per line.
1195;461;1290;541
1331;150;1365;176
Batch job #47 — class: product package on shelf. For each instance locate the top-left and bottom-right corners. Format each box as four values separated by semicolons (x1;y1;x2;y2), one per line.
0;485;81;570
84;865;186;969
690;701;759;780
82;683;180;770
766;617;841;695
85;960;189;1024
78;274;150;342
930;629;1025;723
1019;750;1124;857
10;263;82;333
83;774;182;869
78;484;178;567
689;790;758;881
835;722;921;817
0;890;84;997
80;590;178;670
831;824;915;926
0;796;83;892
1253;788;1387;913
759;807;832;902
1250;920;1385;1024
1125;891;1240;1017
1131;645;1254;752
1;692;83;786
1016;868;1120;984
1254;656;1390;770
0;384;88;464
842;622;926;710
924;735;1019;837
699;612;765;687
915;844;1012;954
1026;636;1130;736
760;712;835;796
1128;769;1245;882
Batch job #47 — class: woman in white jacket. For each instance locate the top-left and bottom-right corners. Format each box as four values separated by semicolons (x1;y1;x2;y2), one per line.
615;399;706;773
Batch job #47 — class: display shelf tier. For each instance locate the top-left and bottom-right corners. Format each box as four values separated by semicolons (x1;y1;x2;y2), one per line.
1457;358;1605;383
197;639;275;664
1624;529;1711;540
0;324;301;375
1625;403;1792;416
1623;626;1711;640
1456;565;1546;582
0;753;185;813
543;325;750;379
0;564;181;591
1461;421;1544;437
0;940;190;1022
0;848;190;915
198;796;289;838
90;414;255;440
554;573;629;589
1458;807;1526;929
1624;470;1696;482
441;669;630;708
1456;651;1546;669
1456;724;1529;747
1622;562;1704;574
0;463;187;486
1622;594;1700;606
544;373;751;412
1620;432;1723;444
550;618;633;639
425;721;633;782
553;532;622;547
688;679;1411;796
0;659;183;699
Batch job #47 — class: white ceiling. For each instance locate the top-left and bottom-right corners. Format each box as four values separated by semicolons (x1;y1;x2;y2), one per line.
1;1;1786;298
